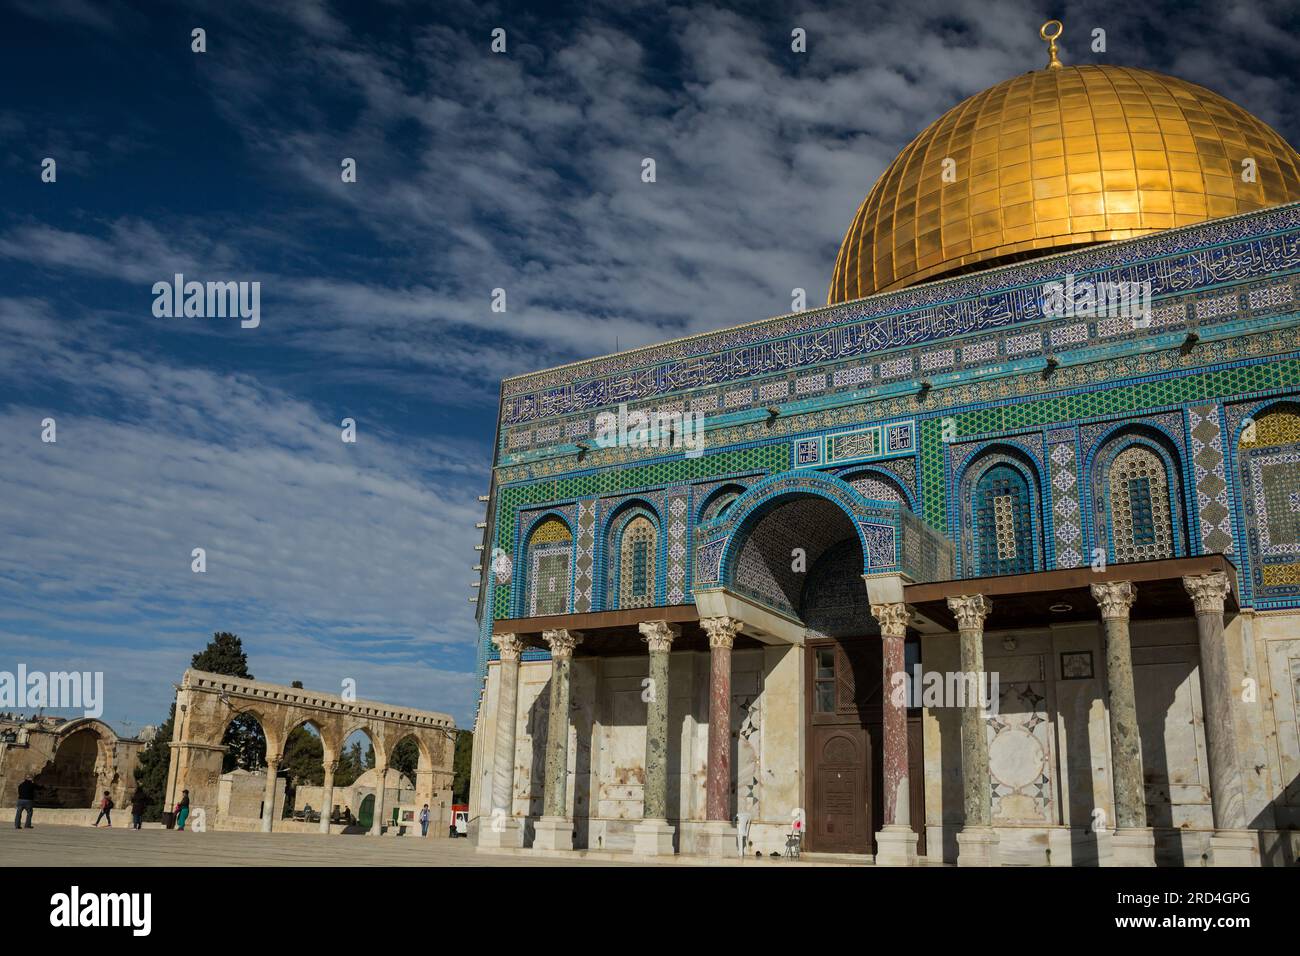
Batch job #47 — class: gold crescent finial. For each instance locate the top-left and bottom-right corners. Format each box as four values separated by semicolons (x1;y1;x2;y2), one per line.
1040;19;1063;70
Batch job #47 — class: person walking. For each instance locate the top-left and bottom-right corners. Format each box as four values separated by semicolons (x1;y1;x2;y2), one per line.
129;788;149;830
419;804;430;837
93;791;114;827
14;775;35;829
175;790;190;831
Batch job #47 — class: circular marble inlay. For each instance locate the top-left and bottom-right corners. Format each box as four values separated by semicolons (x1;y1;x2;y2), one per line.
988;726;1046;789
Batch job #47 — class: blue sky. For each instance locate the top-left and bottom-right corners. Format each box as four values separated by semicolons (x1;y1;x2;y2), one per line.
2;0;1297;734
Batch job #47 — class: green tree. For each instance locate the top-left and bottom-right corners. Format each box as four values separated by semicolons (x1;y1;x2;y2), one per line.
130;707;175;821
221;716;266;773
192;632;253;678
133;631;259;818
333;739;368;787
390;737;420;781
452;730;472;802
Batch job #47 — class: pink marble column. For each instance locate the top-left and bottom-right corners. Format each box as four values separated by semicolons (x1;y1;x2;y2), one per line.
701;617;740;823
871;603;911;827
871;602;919;865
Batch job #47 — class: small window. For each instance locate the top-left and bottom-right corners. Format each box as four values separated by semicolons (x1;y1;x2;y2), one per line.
617;514;657;609
974;464;1035;575
1127;477;1156;546
631;540;648;597
814;648;835;713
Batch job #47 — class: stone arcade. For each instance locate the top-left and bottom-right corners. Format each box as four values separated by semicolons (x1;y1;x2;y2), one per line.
163;669;456;834
468;24;1300;866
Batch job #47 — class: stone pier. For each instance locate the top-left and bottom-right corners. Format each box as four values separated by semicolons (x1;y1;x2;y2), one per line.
262;754;280;833
319;761;336;834
369;763;388;835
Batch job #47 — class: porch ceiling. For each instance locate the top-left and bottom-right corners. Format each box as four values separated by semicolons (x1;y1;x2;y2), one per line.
903;554;1239;633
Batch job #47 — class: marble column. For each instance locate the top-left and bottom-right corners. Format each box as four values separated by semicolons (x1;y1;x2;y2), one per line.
871;602;919;865
533;628;582;851
700;616;741;857
947;594;999;866
369;765;389;836
1091;581;1155;866
479;633;524;849
1183;572;1258;866
261;754;280;833
319;760;337;834
633;621;679;856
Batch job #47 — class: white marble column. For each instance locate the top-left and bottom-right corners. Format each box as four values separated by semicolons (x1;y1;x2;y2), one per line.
533;628;582;851
1183;572;1259;866
947;594;999;866
479;633;524;849
369;764;388;836
1090;580;1155;866
319;760;336;834
261;754;280;833
633;621;679;856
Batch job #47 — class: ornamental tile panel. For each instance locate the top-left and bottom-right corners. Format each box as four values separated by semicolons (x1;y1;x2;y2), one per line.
1188;405;1235;554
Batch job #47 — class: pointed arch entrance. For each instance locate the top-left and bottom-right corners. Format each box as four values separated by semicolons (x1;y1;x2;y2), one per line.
692;471;927;855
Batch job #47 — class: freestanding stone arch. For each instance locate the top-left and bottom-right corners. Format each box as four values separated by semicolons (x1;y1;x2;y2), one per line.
164;669;457;835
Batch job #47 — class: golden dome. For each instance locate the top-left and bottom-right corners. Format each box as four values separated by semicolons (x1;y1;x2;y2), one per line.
829;36;1300;303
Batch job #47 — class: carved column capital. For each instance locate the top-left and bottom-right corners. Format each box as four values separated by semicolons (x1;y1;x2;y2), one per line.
638;620;680;653
493;632;525;662
946;594;992;631
324;761;338;776
542;628;583;659
1090;580;1137;620
701;616;742;649
1183;571;1231;616
265;754;282;769
870;602;911;639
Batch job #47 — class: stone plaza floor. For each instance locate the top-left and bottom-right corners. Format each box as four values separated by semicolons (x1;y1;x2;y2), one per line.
0;825;605;867
0;824;864;867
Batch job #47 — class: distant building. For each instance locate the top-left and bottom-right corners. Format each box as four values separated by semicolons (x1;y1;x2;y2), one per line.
0;715;147;813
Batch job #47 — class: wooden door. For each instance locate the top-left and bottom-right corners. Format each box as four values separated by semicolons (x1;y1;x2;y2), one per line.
810;725;872;853
806;638;879;853
806;636;926;856
908;715;927;857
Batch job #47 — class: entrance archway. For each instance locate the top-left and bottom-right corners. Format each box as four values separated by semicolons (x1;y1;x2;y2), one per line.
701;482;926;856
34;726;102;808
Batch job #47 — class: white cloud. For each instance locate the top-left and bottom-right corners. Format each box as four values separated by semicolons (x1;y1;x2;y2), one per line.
0;297;485;726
